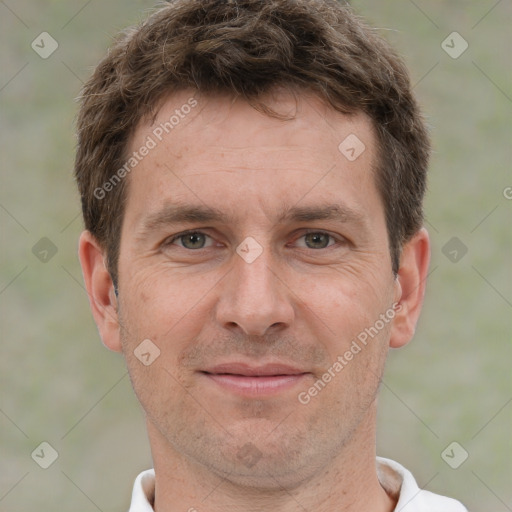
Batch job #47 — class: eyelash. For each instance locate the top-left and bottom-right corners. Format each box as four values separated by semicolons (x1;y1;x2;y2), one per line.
164;229;344;250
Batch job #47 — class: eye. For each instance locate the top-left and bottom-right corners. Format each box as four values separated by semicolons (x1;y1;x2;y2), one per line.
295;232;337;249
169;231;214;250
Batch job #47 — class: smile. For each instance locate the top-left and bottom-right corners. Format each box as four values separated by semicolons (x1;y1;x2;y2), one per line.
199;362;312;397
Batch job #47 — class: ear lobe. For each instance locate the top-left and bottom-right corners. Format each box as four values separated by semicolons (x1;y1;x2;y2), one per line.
389;228;430;349
78;230;122;353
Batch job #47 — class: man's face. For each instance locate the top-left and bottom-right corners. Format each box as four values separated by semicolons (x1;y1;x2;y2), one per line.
116;90;400;486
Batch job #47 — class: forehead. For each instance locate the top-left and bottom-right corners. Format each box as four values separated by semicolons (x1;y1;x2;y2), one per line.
140;89;375;165
123;89;381;229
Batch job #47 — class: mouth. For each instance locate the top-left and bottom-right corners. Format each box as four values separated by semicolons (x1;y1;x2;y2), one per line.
198;362;312;397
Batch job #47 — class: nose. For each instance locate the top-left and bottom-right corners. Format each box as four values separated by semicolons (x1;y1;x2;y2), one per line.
215;247;295;337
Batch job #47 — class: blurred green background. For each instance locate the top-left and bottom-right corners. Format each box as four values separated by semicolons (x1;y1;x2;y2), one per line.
1;1;510;510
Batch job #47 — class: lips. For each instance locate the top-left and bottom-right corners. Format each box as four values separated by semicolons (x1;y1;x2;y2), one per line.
201;362;308;377
199;362;311;397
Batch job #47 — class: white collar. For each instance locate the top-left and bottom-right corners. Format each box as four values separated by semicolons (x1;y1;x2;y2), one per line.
129;468;155;511
128;458;467;511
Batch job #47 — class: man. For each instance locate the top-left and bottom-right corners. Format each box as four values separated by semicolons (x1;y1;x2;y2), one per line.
75;0;468;510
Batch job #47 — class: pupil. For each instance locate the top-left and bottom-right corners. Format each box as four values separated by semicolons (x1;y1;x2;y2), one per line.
306;233;328;249
185;233;204;248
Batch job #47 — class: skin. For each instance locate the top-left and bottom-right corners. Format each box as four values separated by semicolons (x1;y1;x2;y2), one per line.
79;89;430;512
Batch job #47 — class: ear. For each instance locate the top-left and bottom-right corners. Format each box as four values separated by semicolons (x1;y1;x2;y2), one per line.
78;230;122;353
389;227;430;349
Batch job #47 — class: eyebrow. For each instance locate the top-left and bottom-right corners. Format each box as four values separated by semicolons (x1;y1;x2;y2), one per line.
138;204;226;235
137;202;366;238
278;204;365;225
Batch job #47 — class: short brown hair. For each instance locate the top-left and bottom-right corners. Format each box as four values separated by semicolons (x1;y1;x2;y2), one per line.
75;0;430;286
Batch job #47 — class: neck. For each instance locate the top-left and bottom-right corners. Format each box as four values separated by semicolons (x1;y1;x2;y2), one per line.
147;406;396;512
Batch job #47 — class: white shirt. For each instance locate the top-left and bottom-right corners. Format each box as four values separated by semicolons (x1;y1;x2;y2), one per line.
128;457;468;511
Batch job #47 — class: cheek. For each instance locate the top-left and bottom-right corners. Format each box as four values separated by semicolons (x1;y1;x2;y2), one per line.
119;265;218;341
292;266;391;340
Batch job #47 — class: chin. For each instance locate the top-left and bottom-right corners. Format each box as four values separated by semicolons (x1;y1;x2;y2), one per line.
194;426;325;490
